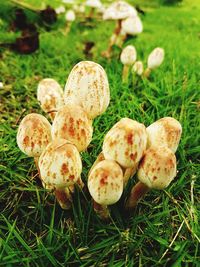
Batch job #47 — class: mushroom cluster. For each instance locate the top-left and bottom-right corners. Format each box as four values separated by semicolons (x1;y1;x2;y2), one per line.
102;1;143;58
87;116;182;219
17;60;110;210
126;117;182;210
120;46;165;83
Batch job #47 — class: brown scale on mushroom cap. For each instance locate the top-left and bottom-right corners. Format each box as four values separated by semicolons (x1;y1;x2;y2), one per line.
52;104;93;152
64;61;110;120
138;146;177;190
17;113;52;157
39;138;82;190
88;160;123;205
147;117;182;153
103;118;147;168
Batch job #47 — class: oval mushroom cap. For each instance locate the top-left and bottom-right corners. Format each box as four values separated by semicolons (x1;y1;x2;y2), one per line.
120;45;137;65
39;138;82;189
147;47;165;70
37;78;64;119
138;146;177;190
147;117;182;153
121;15;143;35
65;10;76;21
64;61;110;120
88;160;123;205
103;1;137;20
17;113;52;157
52;105;93;152
132;61;143;76
103;118;147;168
86;0;102;8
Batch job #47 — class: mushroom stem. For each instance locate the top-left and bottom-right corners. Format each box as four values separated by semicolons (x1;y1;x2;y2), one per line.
64;22;72;35
34;157;40;175
125;181;149;210
55;187;72;210
88;7;95;18
122;64;130;83
102;19;122;58
143;68;151;78
93;200;110;220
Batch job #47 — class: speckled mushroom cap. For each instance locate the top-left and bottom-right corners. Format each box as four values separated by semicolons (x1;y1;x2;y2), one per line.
39;138;82;189
147;47;165;70
37;78;64;119
103;1;137;20
17;113;52;157
64;61;110;120
52;105;93;152
103;118;147;168
120;45;137;65
147;117;182;153
85;0;102;8
89;151;137;186
88;160;123;205
121;15;143;35
138;146;177;190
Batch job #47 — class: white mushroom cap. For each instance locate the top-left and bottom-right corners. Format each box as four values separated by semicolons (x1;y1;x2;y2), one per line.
0;82;3;89
137;146;177;190
147;47;165;70
132;61;143;76
74;4;85;13
147;117;182;153
103;118;147;168
64;61;110;120
120;45;137;66
55;6;66;14
52;105;93;152
89;151;136;186
65;10;76;22
103;1;137;20
122;15;143;35
85;0;102;8
62;0;74;4
37;78;64;120
39;138;82;189
88;160;123;205
17;113;52;157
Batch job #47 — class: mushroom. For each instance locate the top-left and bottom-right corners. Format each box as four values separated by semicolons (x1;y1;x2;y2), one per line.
132;61;143;76
85;0;102;19
51;104;93;152
103;118;147;169
64;10;76;34
37;78;64;121
0;82;3;89
125;146;177;209
147;117;182;153
17;113;52;167
102;1;137;58
64;61;110;120
55;6;66;15
120;45;137;83
39;138;82;209
88;159;123;219
144;47;165;78
89;152;137;187
121;15;143;37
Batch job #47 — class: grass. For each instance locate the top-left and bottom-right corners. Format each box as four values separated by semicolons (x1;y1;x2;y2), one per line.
0;0;200;266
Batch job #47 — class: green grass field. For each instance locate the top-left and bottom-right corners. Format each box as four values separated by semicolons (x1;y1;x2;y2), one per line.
0;0;200;266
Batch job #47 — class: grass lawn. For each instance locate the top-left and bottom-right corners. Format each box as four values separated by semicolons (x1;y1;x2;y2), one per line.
0;0;200;266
